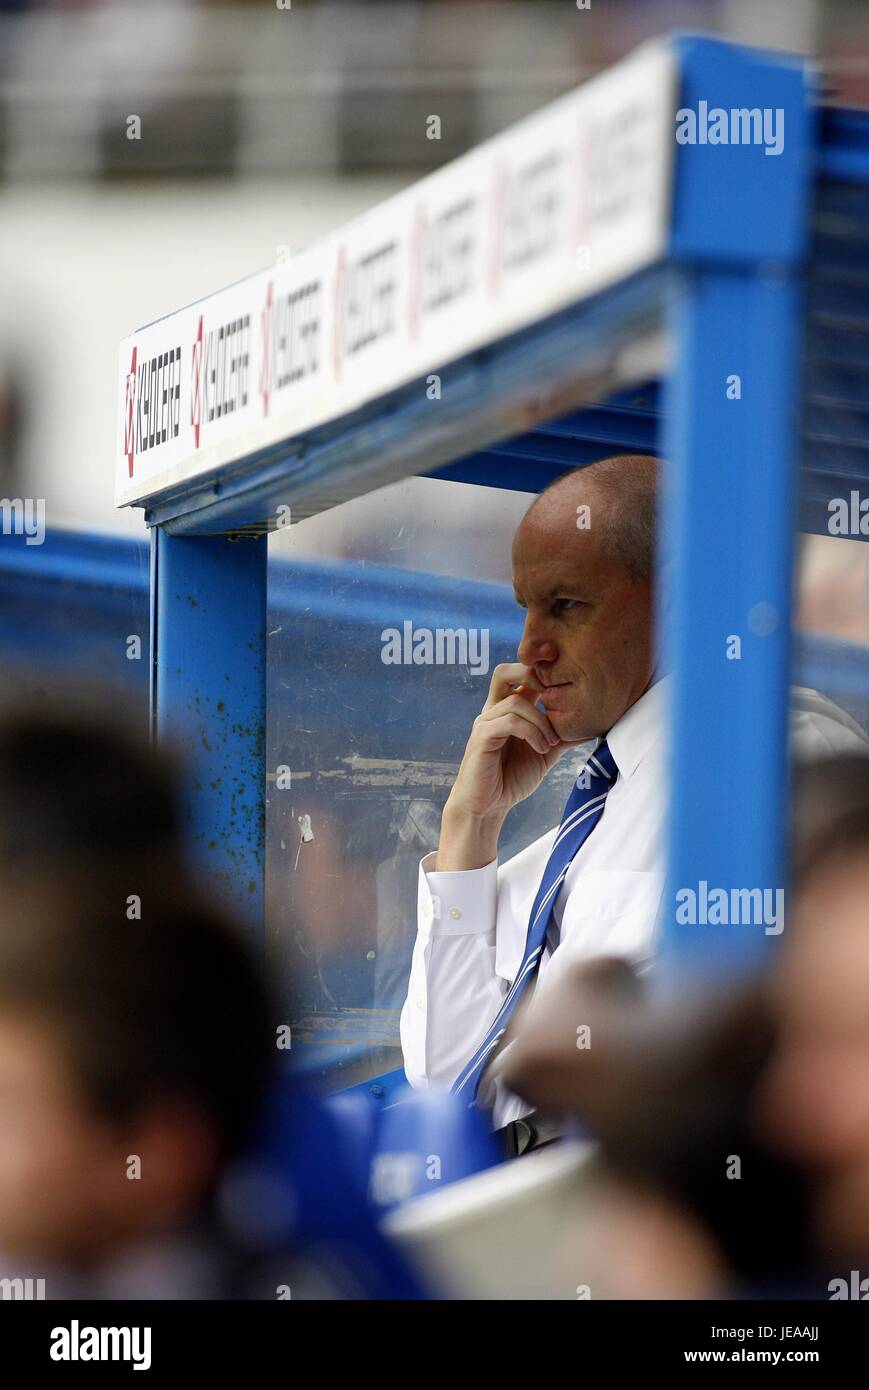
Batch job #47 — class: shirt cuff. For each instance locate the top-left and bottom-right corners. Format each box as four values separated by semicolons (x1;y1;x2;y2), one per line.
417;851;498;938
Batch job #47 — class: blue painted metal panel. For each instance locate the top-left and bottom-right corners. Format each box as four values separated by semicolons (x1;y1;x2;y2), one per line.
153;531;267;940
0;529;149;698
656;37;814;980
671;35;815;266
660;265;803;977
432;386;660;490
0;528;147;591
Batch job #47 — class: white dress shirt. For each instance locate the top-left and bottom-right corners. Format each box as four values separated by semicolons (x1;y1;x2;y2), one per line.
399;677;868;1129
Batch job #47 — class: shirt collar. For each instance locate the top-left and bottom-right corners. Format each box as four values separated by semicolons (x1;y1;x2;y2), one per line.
604;673;670;781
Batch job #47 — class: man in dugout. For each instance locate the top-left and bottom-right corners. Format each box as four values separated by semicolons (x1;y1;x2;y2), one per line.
400;453;869;1152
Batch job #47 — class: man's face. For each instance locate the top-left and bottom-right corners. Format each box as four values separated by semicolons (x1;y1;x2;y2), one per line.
511;486;655;740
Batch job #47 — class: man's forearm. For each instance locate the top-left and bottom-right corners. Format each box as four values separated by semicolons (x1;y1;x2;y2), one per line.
436;803;505;871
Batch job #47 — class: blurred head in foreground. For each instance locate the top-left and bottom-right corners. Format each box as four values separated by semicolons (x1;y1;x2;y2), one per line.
0;867;272;1273
0;696;277;1291
0;698;426;1300
759;752;869;1270
0;693;184;878
501;751;869;1296
500;959;813;1297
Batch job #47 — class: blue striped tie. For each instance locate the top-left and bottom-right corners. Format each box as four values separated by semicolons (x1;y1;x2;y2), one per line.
452;740;619;1104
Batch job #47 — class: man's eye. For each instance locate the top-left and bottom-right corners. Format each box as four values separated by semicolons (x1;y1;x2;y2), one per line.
554;598;579;612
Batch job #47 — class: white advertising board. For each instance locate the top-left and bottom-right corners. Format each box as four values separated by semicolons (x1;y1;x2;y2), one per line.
116;39;675;508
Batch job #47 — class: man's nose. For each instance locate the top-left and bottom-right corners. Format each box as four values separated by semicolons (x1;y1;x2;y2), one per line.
517;616;558;667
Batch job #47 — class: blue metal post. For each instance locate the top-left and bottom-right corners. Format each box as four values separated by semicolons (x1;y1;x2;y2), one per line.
659;38;815;978
152;529;267;941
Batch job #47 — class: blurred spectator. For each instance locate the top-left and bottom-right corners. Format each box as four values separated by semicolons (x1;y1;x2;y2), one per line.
759;752;869;1278
0;699;425;1298
0;864;293;1297
0;695;184;878
500;753;869;1297
500;960;819;1297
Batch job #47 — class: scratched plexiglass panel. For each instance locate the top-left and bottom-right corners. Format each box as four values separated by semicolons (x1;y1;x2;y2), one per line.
265;476;577;1092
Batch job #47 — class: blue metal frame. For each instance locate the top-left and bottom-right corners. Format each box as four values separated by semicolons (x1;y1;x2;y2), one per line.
658;37;813;979
660;265;804;978
133;35;858;1009
153;531;267;937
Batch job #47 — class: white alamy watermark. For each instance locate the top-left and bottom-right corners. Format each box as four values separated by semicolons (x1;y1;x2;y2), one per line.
50;1321;151;1370
829;1271;869;1299
381;622;489;676
827;491;869;537
0;1276;45;1300
675;102;784;156
675;881;784;936
1;497;45;546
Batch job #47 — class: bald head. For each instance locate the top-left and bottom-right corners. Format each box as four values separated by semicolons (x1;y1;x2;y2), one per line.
525;454;659;583
511;453;659;739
